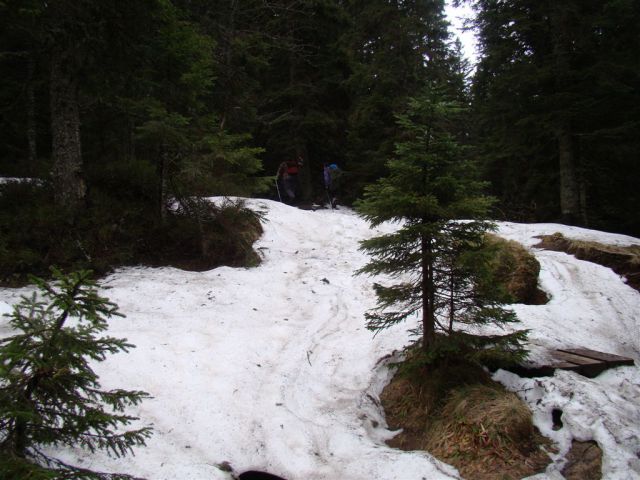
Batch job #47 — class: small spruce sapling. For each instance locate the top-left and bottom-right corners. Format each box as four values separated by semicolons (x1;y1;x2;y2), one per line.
0;269;152;479
356;86;528;367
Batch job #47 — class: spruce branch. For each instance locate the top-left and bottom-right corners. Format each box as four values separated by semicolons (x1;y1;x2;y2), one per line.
0;270;152;478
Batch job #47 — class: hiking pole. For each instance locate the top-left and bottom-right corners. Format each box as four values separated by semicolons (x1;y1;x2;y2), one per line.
275;178;282;202
325;188;334;209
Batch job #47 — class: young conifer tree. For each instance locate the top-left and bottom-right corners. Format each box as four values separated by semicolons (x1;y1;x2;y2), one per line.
356;86;527;365
0;269;152;479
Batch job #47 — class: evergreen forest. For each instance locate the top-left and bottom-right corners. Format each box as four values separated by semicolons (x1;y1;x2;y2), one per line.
1;0;639;281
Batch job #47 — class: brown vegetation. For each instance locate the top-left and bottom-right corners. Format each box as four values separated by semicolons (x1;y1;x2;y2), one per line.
485;234;548;305
562;440;603;480
381;361;552;480
534;233;640;292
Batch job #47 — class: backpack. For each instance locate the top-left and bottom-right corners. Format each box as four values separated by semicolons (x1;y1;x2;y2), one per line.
286;159;299;175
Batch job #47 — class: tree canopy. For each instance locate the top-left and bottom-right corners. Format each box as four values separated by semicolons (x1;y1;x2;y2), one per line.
0;0;638;278
470;0;640;234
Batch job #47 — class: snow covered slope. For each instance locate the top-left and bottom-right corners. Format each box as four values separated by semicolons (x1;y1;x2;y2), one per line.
1;200;638;479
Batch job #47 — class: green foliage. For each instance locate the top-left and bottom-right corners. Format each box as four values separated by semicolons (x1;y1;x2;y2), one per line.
176;120;270;198
344;0;459;195
357;85;527;365
0;0;467;206
253;0;352;200
165;197;265;269
0;269;151;479
471;0;640;234
0;182;67;283
0;164;267;284
2;0;633;235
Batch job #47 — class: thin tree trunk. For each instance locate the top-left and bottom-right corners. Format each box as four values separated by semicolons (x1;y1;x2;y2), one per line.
551;4;582;225
159;148;168;225
576;137;588;225
26;57;37;166
557;125;580;224
50;44;85;212
128;117;136;160
422;234;436;351
449;265;455;334
219;0;238;131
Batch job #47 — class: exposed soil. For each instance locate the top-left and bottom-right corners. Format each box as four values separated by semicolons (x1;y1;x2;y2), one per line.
562;440;603;480
534;233;640;293
381;365;553;480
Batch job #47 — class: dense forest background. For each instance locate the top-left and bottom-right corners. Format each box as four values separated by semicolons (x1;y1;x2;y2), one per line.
1;0;639;280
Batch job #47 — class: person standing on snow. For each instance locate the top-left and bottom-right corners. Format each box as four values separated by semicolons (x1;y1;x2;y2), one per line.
323;163;340;209
278;155;303;204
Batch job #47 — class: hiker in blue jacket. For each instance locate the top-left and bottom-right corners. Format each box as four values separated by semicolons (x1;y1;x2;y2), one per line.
323;163;340;209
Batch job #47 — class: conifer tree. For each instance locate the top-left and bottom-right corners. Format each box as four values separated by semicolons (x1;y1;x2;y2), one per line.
357;86;527;365
0;270;152;479
471;0;640;234
344;0;459;198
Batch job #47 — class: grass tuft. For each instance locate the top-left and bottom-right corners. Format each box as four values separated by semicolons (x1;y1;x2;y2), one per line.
381;360;552;479
484;234;547;305
534;233;640;292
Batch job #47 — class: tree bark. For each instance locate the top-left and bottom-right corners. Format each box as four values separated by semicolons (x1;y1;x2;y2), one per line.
159;147;169;225
50;43;86;212
448;265;455;334
422;233;436;351
557;125;581;224
26;57;37;166
550;3;583;225
219;0;238;131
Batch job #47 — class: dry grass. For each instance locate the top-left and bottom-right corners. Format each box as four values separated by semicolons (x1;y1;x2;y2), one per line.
485;234;548;305
382;365;552;480
534;233;640;292
562;440;602;480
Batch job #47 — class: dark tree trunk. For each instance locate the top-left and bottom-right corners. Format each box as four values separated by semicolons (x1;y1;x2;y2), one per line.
50;44;85;212
551;4;583;225
159;147;169;225
448;266;455;334
421;234;436;351
26;57;37;166
576;137;589;226
557;125;581;224
219;0;238;131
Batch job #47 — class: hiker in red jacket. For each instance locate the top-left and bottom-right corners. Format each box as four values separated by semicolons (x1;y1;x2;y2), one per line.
277;155;303;203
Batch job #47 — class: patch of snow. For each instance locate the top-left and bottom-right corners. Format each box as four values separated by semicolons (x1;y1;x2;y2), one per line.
497;221;640;247
0;176;43;185
1;202;638;480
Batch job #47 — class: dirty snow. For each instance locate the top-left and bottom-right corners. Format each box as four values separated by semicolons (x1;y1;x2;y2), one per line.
0;200;638;479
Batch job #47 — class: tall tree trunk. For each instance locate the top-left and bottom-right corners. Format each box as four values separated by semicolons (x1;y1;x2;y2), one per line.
158;147;169;225
576;137;588;226
50;44;85;212
448;265;455;334
421;234;436;351
26;57;37;167
219;0;238;131
550;3;582;225
557;125;580;224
